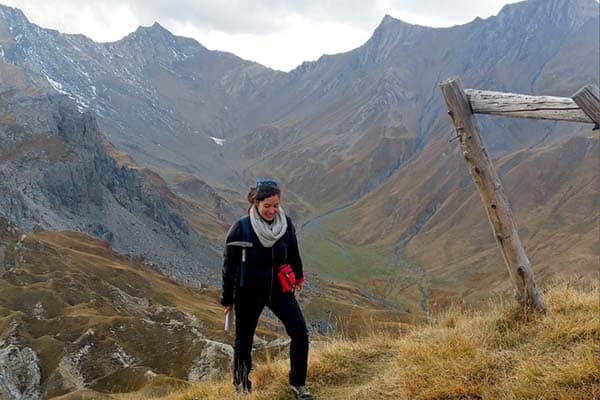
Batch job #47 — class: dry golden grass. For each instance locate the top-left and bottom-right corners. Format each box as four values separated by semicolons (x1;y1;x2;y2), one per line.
141;282;599;400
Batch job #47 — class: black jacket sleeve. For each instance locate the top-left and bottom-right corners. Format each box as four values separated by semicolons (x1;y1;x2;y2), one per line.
287;218;304;282
221;220;242;306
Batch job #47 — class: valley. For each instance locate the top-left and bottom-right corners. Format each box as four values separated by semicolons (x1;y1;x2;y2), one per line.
0;0;598;397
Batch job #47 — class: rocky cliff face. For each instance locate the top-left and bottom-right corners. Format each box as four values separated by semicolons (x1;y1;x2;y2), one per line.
0;219;42;400
0;219;231;399
0;72;220;284
0;5;284;189
0;322;42;400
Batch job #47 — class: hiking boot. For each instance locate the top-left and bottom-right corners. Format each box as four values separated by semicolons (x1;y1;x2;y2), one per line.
235;385;250;396
291;385;314;400
234;380;251;395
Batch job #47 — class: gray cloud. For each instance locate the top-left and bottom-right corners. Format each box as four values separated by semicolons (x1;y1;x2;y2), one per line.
6;0;516;36
4;0;525;43
122;0;384;34
123;0;514;33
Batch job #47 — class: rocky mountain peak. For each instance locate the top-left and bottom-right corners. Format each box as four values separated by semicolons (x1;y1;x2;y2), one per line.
379;14;398;26
372;13;421;34
124;22;175;46
133;21;173;38
0;3;29;25
497;0;598;32
359;14;429;65
0;3;35;41
118;20;206;61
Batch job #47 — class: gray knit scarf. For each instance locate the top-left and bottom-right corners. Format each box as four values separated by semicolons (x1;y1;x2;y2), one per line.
249;205;288;248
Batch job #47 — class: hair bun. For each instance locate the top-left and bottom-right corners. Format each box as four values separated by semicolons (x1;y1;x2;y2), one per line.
247;187;258;204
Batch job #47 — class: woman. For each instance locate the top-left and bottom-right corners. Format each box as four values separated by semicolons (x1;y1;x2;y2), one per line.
221;180;313;400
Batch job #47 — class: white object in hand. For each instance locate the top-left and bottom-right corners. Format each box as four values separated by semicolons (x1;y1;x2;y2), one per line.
224;309;233;332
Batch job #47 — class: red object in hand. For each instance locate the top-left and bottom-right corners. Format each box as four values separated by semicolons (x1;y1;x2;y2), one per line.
278;264;296;293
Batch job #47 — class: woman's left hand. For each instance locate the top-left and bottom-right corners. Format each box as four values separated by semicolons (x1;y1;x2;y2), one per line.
294;282;303;292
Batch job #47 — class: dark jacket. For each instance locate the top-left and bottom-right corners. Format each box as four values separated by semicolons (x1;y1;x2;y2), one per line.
220;215;304;306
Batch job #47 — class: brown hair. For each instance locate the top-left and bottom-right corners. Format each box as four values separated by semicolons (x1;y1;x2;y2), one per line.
247;183;281;205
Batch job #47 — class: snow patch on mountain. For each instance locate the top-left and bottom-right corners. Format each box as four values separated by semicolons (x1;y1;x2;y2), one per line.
210;137;226;146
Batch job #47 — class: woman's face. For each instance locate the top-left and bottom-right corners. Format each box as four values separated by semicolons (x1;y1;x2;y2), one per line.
256;195;280;222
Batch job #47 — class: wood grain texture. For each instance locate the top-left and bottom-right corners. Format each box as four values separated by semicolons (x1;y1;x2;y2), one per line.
572;84;600;125
465;89;593;123
440;77;547;313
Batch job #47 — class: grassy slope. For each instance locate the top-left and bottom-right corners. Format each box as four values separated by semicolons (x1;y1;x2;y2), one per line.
0;226;232;397
136;282;599;400
301;135;599;311
0;218;408;398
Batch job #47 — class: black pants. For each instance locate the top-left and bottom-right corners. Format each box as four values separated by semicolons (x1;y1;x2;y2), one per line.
233;289;309;389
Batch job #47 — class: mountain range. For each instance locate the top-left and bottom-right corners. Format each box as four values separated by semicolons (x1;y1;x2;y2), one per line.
0;0;598;398
0;0;597;305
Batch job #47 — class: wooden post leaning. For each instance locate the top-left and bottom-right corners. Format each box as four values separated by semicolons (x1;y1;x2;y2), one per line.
439;76;547;313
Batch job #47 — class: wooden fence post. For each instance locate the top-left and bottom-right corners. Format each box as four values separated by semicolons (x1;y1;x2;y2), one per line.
439;76;547;313
572;84;600;126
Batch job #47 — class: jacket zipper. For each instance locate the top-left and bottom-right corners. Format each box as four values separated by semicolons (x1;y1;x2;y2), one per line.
269;247;274;303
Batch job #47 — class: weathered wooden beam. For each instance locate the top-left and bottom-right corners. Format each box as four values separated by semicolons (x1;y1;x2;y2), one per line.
465;89;593;123
440;77;547;313
572;84;600;126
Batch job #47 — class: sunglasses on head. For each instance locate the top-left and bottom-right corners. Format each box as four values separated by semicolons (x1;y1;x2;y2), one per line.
256;179;278;187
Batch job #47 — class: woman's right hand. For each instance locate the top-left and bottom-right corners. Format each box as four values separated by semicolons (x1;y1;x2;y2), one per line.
224;305;233;314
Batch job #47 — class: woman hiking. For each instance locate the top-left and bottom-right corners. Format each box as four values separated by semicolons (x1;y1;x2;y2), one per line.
221;179;313;400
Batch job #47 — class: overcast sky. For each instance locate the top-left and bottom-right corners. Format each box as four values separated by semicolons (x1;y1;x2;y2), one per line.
3;0;523;71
